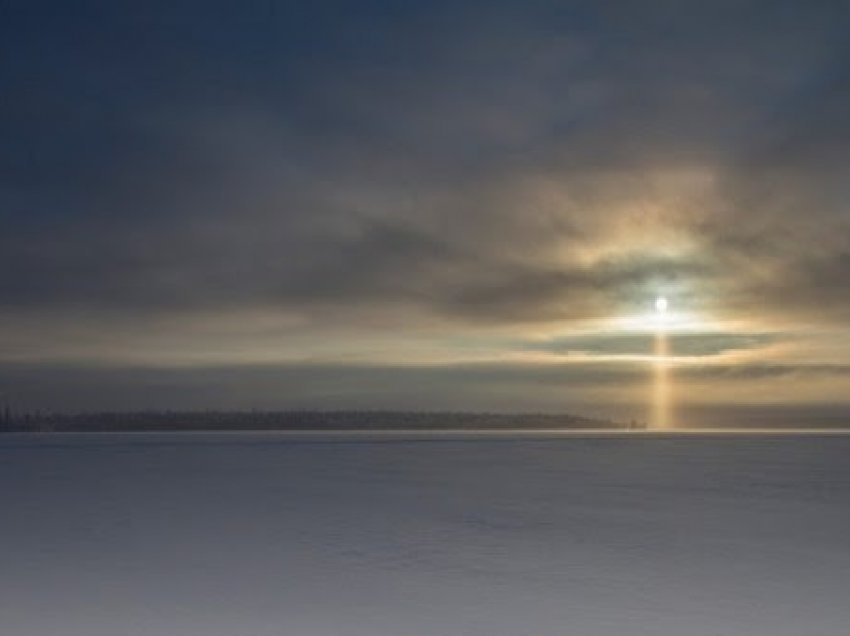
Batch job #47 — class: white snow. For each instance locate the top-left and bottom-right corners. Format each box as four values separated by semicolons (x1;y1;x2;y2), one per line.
1;431;849;635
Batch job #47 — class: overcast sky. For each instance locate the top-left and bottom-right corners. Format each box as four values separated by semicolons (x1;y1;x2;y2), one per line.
2;0;849;422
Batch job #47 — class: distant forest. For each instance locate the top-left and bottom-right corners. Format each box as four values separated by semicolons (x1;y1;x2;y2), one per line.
0;408;632;433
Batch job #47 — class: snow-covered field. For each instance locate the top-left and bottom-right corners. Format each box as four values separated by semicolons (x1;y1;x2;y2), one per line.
2;431;849;636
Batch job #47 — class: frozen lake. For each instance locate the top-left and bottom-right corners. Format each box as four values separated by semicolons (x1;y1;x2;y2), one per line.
2;431;849;635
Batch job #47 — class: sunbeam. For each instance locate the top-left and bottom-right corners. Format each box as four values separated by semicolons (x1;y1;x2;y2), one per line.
652;297;673;429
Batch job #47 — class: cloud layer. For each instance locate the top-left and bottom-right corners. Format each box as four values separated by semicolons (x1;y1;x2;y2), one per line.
2;0;849;413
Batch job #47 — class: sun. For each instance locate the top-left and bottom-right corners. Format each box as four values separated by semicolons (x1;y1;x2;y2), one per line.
653;296;671;329
609;293;704;334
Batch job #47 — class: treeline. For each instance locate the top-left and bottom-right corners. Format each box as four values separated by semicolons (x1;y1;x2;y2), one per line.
0;408;629;433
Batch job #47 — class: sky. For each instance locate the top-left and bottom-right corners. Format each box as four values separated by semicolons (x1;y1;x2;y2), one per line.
2;0;850;424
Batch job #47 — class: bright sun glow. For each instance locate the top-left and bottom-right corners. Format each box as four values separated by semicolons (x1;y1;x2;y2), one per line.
653;296;671;330
610;295;709;334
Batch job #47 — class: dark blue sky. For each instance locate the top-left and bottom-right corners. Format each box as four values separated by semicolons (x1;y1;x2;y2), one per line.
2;0;850;418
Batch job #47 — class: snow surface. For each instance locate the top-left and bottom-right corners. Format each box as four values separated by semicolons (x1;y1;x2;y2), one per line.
1;431;849;636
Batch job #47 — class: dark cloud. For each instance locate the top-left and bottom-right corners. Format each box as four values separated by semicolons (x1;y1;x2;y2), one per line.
685;362;850;381
527;332;780;357
0;359;643;413
1;358;848;416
